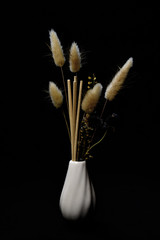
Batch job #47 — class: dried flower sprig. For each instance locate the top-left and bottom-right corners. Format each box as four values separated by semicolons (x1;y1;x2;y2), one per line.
87;74;97;89
48;30;133;161
69;42;81;73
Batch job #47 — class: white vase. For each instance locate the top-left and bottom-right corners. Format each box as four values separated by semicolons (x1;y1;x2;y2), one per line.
59;160;96;220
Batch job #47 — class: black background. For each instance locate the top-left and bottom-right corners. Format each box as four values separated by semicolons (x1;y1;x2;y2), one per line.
1;3;160;239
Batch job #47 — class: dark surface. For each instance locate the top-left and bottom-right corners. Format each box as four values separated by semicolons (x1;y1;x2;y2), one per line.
1;3;160;239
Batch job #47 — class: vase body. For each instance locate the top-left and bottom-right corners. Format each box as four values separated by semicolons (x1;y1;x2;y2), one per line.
59;160;96;220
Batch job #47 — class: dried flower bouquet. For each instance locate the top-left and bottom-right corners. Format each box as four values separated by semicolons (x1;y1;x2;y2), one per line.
48;29;133;162
47;29;133;220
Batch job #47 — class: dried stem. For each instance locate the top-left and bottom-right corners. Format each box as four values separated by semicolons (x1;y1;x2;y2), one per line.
89;99;108;147
84;129;108;158
72;76;78;153
60;67;68;109
67;79;74;161
77;112;85;162
74;80;83;161
61;109;70;141
100;99;108;119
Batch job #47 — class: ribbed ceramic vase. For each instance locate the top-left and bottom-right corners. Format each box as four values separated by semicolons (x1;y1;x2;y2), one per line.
59;160;96;220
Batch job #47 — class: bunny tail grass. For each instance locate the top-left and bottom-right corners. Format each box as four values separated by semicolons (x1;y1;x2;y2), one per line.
49;82;63;108
105;57;133;101
82;83;103;114
49;29;65;67
69;42;81;73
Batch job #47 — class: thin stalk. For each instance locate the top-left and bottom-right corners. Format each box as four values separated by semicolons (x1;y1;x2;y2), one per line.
61;109;70;141
84;129;108;158
89;99;108;147
100;99;108;118
76;112;85;162
60;67;68;109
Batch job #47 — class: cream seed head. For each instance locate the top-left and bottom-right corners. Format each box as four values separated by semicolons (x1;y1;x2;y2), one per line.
49;29;65;67
81;83;103;114
105;57;133;101
49;81;63;108
69;42;81;73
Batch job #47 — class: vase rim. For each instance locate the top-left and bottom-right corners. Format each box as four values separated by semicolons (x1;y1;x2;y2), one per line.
69;160;86;164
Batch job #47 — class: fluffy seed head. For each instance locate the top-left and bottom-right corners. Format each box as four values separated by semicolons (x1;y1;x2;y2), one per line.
105;57;133;101
49;29;65;67
82;83;103;113
69;42;81;72
49;82;63;108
